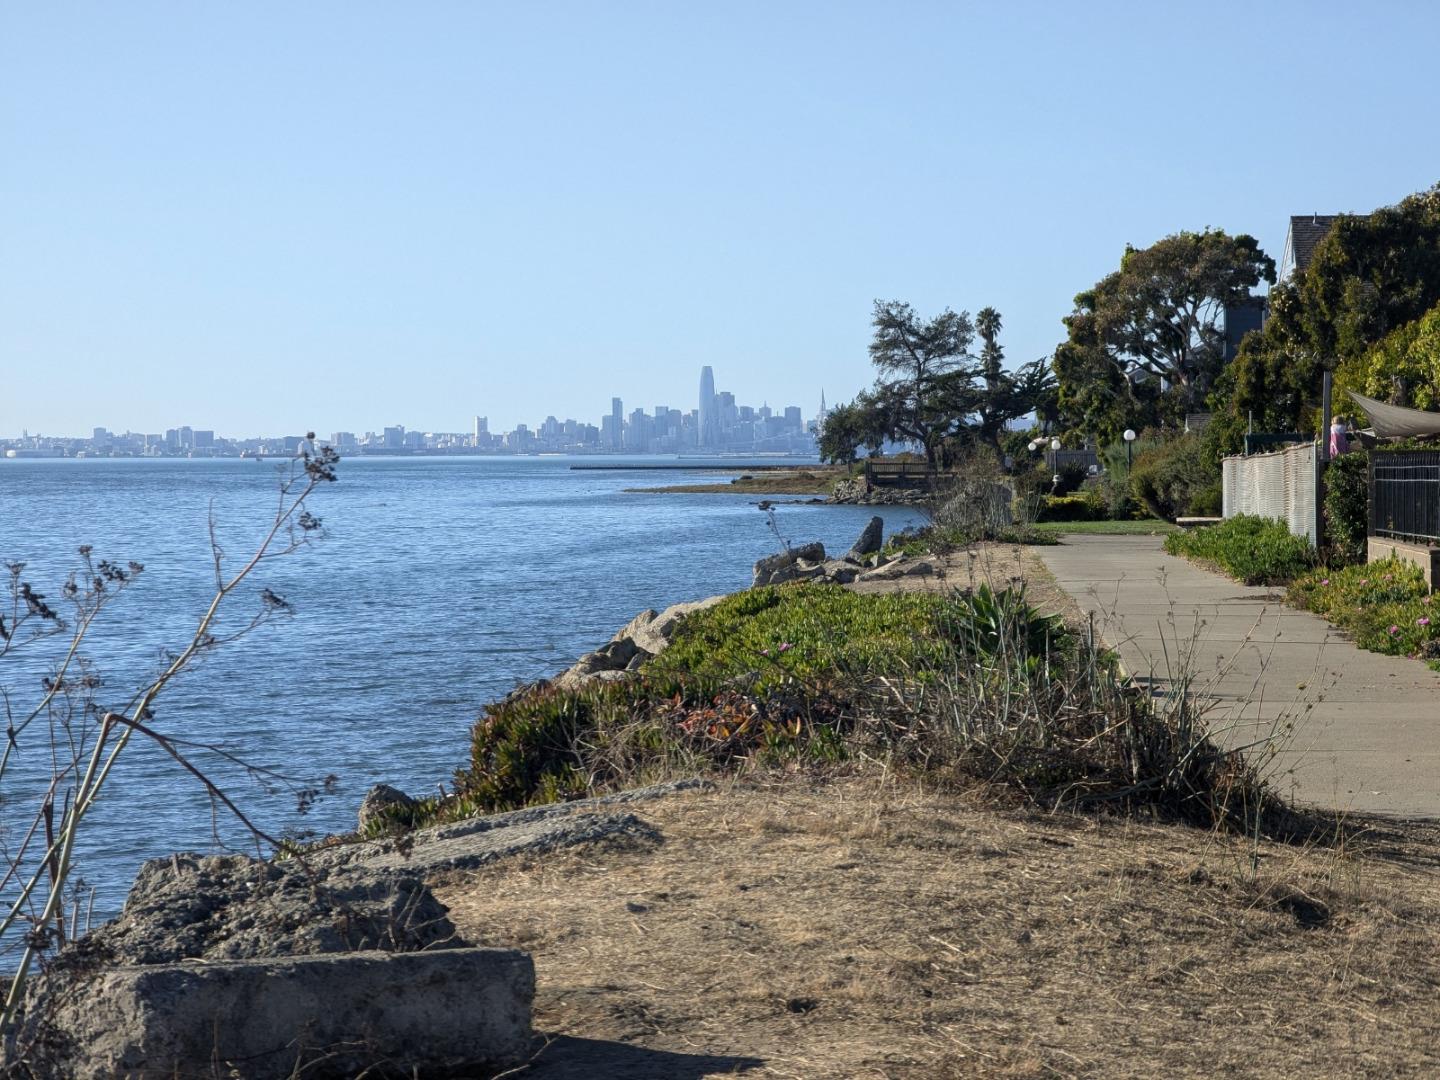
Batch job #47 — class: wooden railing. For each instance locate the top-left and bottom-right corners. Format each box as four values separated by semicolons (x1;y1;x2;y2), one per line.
863;461;953;489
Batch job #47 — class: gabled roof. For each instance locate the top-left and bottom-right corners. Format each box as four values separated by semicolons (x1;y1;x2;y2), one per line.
1280;214;1339;279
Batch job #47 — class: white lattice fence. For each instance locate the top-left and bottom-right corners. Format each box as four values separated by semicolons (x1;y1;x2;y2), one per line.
1222;442;1318;543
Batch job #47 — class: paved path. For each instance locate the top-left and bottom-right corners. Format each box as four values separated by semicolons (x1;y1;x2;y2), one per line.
1034;535;1440;818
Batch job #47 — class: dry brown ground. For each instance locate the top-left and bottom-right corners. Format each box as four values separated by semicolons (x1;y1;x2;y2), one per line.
435;778;1440;1079
849;542;1084;629
433;543;1437;1078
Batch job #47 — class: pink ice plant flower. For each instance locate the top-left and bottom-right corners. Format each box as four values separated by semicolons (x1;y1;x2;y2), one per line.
1320;578;1330;586
1420;617;1432;627
777;642;794;653
1389;624;1401;635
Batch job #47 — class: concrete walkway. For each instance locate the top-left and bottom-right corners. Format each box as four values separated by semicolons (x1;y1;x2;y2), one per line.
1034;535;1440;818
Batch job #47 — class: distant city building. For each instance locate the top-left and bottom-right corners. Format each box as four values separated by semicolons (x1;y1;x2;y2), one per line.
609;398;623;450
698;366;717;448
3;364;819;458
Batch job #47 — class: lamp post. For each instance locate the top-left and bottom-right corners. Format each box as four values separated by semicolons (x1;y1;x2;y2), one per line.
1123;428;1137;469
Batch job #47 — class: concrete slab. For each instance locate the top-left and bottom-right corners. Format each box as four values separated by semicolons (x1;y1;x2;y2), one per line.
1035;534;1440;817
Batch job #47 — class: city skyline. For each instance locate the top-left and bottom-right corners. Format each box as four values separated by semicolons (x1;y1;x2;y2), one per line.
1;366;825;457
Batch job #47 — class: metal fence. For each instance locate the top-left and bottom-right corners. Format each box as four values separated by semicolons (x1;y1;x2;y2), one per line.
1369;451;1440;543
1046;449;1099;475
1221;441;1319;543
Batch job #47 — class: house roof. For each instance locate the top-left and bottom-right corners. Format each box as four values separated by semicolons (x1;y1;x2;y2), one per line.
1285;214;1339;275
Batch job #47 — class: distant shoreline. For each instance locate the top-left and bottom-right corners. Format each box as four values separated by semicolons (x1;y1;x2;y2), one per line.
626;467;844;497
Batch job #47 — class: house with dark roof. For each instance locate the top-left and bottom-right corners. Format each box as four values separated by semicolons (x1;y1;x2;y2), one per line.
1277;214;1339;282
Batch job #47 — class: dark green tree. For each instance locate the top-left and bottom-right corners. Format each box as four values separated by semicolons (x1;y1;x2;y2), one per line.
867;300;978;472
1055;229;1275;438
818;393;887;464
1222;183;1440;436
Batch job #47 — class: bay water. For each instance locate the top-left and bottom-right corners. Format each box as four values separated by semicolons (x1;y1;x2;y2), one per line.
0;456;923;919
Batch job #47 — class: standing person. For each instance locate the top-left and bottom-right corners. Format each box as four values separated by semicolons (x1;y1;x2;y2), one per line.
1330;417;1350;457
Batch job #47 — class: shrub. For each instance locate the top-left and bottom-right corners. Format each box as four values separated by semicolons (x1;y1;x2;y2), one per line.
426;582;1300;842
1288;558;1439;658
1324;453;1369;566
643;586;960;691
1130;434;1220;521
1052;462;1090;497
1164;515;1316;585
1189;480;1222;517
1036;492;1107;522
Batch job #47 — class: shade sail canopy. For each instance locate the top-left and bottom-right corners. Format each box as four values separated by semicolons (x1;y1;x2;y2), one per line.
1346;390;1440;439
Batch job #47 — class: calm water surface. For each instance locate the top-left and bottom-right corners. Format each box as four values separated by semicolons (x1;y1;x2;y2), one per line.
0;456;922;915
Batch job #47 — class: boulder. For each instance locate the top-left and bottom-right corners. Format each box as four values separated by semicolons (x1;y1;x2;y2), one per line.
844;516;885;563
555;595;727;689
357;783;416;832
58;853;458;968
752;541;826;587
634;595;726;653
822;560;860;585
610;608;659;648
26;948;534;1079
859;557;939;583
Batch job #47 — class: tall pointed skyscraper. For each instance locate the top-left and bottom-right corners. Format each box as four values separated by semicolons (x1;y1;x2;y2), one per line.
698;366;717;448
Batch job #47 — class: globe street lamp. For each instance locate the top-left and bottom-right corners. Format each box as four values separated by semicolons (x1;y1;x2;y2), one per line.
1123;428;1137;469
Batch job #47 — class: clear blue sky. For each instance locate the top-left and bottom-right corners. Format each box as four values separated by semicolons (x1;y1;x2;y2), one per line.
4;1;1439;438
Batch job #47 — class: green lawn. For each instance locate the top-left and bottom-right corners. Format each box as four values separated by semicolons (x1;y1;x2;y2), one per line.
1032;519;1177;536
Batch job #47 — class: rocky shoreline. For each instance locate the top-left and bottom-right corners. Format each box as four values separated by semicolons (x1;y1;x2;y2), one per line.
21;515;939;1078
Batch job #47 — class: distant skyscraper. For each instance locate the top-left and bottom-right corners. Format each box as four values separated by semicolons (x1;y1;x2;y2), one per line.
698;366;717;448
610;397;624;449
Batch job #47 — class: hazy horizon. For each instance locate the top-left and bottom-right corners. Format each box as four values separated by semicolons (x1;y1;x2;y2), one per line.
6;2;1440;438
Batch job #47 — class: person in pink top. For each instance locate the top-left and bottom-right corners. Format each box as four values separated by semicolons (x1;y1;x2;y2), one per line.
1330;417;1350;457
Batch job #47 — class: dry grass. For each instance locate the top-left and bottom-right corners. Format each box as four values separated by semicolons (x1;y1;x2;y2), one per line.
435;778;1440;1079
850;542;1085;630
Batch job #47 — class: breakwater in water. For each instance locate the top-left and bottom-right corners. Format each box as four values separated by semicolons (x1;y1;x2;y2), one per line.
0;455;924;916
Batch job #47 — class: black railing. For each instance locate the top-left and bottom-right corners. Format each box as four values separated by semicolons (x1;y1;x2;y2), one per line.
1370;451;1440;542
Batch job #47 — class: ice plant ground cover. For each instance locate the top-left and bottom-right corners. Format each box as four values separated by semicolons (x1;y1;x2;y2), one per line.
1289;557;1440;665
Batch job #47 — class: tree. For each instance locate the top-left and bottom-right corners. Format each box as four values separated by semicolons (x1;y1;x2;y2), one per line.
867;300;979;472
1055;229;1275;437
1221;183;1440;438
818;394;886;464
972;308;1057;456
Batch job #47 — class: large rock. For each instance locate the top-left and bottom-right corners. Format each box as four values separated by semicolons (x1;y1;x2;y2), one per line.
610;608;660;649
554;596;728;689
858;556;940;583
752;541;826;587
357;783;416;832
642;595;725;649
844;516;885;563
25;948;534;1079
63;853;457;967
